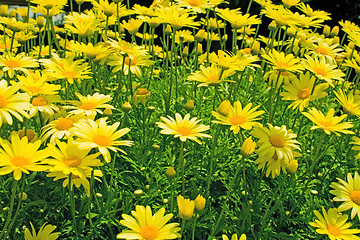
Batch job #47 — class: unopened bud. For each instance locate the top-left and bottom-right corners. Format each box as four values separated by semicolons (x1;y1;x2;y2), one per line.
165;25;172;35
323;25;330;37
251;41;261;55
194;194;206;211
217;100;231;116
286;159;298;175
165;166;176;178
152;144;160;151
134;189;143;196
240;136;256;157
184;100;194;112
19;192;27;201
121;101;132;112
268;20;277;31
330;26;339;37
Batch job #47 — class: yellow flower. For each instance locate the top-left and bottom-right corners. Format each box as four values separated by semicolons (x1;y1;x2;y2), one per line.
222;234;246;240
0;134;49;180
70;42;109;62
194;194;206;211
121;18;144;35
157;5;200;30
0;80;31;127
176;0;210;13
30;0;67;9
133;88;151;106
18;74;60;96
216;8;262;29
73;118;133;163
24;222;59;240
309;207;360;240
282;0;300;8
29;94;62;118
261;49;303;73
187;64;235;87
108;53;153;77
351;137;360;159
0;52;38;78
280;72;328;112
156;113;211;144
212;101;264;134
47;169;102;197
296;2;331;21
117;205;181;240
240;136;256;157
302;108;354;136
177;195;195;220
330;172;360;221
65;92;114;117
335;89;360;117
339;20;360;35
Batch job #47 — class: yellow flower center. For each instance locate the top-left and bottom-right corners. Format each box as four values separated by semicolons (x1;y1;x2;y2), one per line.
318;121;332;128
313;67;327;77
276;61;289;70
64;156;81;167
177;126;192;136
327;224;341;236
0;95;8;108
5;59;21;68
316;47;330;56
140;225;159;240
26;86;42;93
0;43;5;50
350;191;360;205
32;96;47;106
80;102;97;110
61;71;77;79
12;156;30;167
187;0;201;6
269;135;285;148
207;75;218;82
56;118;74;130
124;56;138;66
298;88;311;99
93;135;111;146
229;115;246;125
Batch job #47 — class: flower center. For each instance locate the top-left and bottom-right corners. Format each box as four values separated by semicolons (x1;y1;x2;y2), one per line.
32;97;47;106
0;95;8;108
313;67;327;77
269;135;285;148
12;156;30;167
140;225;159;240
316;47;329;56
136;88;150;95
298;88;311;99
207;75;218;82
327;224;341;236
124;57;138;66
80;102;97;110
93;135;111;146
276;61;289;70
61;71;77;79
64;156;81;167
350;191;360;205
56;118;74;130
5;60;21;68
229;115;246;125
177;126;192;136
318;121;332;128
26;86;42;93
188;0;201;6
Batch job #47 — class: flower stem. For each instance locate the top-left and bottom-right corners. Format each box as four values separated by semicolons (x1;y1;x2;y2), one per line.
179;141;185;196
0;179;18;239
205;125;221;198
68;174;78;237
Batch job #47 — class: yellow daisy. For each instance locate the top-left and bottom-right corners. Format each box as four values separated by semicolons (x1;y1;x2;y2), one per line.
187;64;235;87
0;134;49;180
29;94;62;118
46;169;102;197
24;222;59;240
108;53;153;77
65;92;114;117
351;137;360;159
156;113;211;144
18;74;61;96
176;0;210;13
330;172;360;221
261;49;303;74
212;101;264;134
156;5;200;30
72;118;133;163
216;8;262;29
222;234;246;240
117;205;181;240
335;89;360;117
30;0;67;9
0;52;38;78
302;108;354;135
280;72;328;111
309;207;360;240
0;79;31;127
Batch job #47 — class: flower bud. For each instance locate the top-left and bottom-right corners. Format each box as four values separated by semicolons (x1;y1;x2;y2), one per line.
182;46;189;57
330;26;339;37
9;9;16;18
177;195;195;220
251;41;261;55
323;25;330;37
96;193;102;197
195;29;206;42
331;36;340;45
240;136;256;157
194;194;206;211
103;107;113;116
133;88;151;106
268;20;277;31
19;192;27;201
148;106;156;112
121;101;132;112
196;43;203;55
134;189;143;196
152;144;160;151
165;167;176;178
165;25;172;35
0;5;9;17
286;159;298;175
36;16;45;29
217;100;231;116
184;100;194;112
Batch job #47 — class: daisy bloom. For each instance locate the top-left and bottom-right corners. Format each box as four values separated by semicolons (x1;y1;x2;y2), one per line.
187;64;235;87
216;8;262;29
302;108;354;135
117;205;181;240
47;169;102;197
108;53;153;77
0;134;49;180
29;94;62;118
0;52;38;78
156;113;211;144
351;137;360;159
24;222;59;240
302;55;345;86
157;5;200;30
69;42;109;61
30;0;67;9
280;72;328;111
261;49;303;74
309;207;360;240
264;69;297;89
330;172;360;221
72;118;133;163
177;195;195;220
222;234;246;240
335;89;360;117
65;92;114;117
251;124;301;165
176;0;210;13
41;114;88;144
0;79;31;127
339;20;360;35
47;138;103;179
212;101;264;134
18;74;61;96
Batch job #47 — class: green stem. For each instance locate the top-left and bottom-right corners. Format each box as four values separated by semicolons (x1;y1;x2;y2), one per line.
0;179;18;239
191;216;197;240
205;125;221;198
68;174;78;236
179;141;185;196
